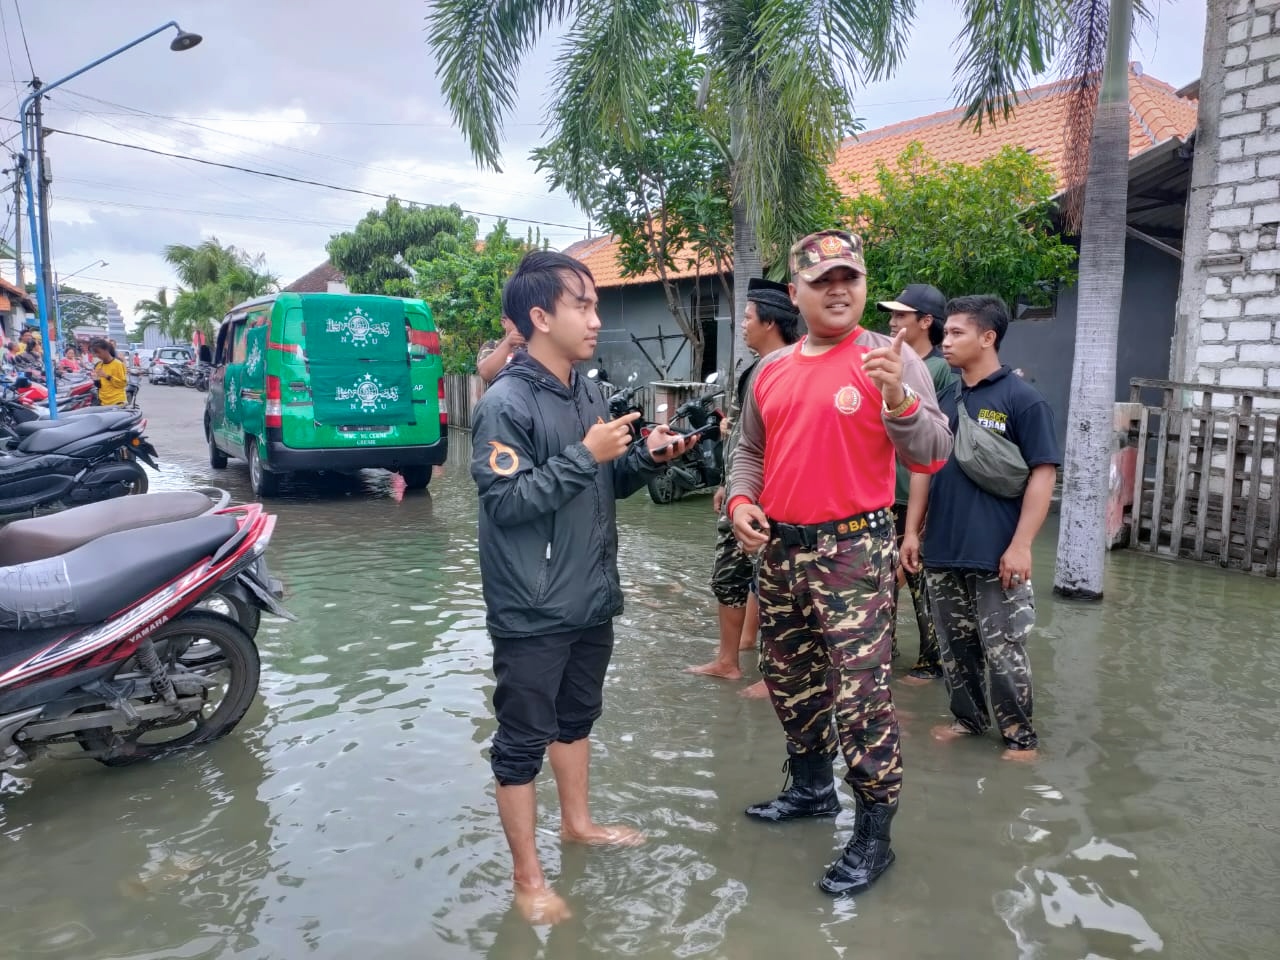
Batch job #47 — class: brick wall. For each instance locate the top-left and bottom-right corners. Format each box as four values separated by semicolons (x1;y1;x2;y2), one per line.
1176;0;1280;403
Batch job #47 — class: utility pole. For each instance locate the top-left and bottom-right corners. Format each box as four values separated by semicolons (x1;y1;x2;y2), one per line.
32;80;59;344
11;164;23;291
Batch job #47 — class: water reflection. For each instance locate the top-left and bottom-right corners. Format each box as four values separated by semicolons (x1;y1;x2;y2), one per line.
0;434;1276;957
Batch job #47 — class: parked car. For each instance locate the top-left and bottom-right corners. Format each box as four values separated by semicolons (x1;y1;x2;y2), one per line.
205;292;448;497
149;346;194;382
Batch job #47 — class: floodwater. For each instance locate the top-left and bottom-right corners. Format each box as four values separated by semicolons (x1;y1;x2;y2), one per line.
2;419;1278;959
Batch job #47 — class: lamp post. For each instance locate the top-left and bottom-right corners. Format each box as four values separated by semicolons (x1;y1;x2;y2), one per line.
53;258;108;341
19;22;201;418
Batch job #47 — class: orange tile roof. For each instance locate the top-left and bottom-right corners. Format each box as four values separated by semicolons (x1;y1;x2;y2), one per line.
574;64;1198;289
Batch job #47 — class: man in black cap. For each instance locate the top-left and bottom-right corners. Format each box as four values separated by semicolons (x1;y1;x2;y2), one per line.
689;277;801;688
876;284;957;683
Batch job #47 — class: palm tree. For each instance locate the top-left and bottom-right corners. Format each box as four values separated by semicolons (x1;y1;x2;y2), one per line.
1051;0;1135;599
427;1;1055;344
133;288;176;339
163;239;279;344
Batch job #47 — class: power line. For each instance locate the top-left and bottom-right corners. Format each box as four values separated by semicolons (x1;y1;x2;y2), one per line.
45;127;592;232
53;88;557;204
0;2;18;90
10;0;32;75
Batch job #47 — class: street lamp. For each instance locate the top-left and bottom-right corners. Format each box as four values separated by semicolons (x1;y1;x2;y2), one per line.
18;22;201;418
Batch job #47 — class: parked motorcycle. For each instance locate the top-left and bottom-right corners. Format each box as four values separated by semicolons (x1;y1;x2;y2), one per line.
647;373;725;504
182;360;212;391
0;497;289;770
150;361;186;387
0;409;158;513
0;488;280;640
587;370;658;442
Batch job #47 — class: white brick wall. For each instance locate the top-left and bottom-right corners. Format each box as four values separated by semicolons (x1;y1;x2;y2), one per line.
1189;1;1280;390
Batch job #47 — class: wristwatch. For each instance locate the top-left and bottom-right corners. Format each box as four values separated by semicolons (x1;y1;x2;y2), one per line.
883;384;917;418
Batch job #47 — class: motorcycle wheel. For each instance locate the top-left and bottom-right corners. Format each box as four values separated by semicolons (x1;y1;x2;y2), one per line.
77;612;260;766
647;471;680;504
123;458;149;495
196;592;261;639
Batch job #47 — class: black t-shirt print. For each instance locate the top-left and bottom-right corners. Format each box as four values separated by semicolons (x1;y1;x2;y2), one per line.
923;365;1061;573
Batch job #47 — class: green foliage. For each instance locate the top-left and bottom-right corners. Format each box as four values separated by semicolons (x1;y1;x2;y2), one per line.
163;238;278;343
532;36;735;372
413;221;541;374
28;283;107;330
327;199;479;296
133;288;175;337
839;144;1077;328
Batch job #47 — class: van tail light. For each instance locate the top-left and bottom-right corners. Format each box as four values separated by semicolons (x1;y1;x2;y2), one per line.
438;378;448;428
265;375;283;428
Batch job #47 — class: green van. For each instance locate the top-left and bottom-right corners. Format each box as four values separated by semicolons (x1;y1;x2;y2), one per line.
204;292;448;497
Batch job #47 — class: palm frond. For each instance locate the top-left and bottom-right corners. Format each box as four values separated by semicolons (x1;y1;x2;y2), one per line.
952;0;1067;130
756;0;917;84
427;0;579;171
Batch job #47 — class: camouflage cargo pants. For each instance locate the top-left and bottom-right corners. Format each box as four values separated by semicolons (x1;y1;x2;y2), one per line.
925;569;1038;750
756;528;902;807
891;505;941;673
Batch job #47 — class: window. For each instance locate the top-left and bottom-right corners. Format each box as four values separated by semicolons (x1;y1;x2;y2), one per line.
231;321;249;364
214;323;232;365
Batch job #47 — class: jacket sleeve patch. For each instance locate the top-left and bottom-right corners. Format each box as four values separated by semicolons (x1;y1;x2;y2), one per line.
488;441;521;476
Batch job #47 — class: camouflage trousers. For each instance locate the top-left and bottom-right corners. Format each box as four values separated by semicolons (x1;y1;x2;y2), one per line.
756;528;902;807
891;505;941;673
925;569;1038;750
711;516;755;607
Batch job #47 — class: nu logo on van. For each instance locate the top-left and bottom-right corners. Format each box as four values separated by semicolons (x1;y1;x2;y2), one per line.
326;307;391;347
336;373;400;412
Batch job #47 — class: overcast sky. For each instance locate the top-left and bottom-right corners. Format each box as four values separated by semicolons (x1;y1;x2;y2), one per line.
0;0;1206;329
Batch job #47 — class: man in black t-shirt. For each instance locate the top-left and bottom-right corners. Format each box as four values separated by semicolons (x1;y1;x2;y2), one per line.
900;295;1059;760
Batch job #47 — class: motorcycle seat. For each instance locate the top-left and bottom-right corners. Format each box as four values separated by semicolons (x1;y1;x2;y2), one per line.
0;514;239;637
0;491;214;566
16;415;123;455
14;410;139;436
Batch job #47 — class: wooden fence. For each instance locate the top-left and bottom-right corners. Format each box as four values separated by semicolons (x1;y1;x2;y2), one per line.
442;374;659;432
1119;378;1280;576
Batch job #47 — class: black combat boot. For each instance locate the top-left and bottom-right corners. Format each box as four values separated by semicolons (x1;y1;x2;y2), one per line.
818;800;896;895
744;752;841;822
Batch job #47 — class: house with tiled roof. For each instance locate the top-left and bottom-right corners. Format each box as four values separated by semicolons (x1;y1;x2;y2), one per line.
574;64;1200;440
283;260;348;294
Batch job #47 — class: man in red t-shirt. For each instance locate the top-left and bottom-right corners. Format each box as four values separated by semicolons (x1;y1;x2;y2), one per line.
727;229;952;896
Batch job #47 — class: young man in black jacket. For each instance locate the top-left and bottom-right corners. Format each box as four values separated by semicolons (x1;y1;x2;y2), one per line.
471;251;693;925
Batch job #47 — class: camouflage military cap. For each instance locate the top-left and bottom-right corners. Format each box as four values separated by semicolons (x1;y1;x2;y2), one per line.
788;230;867;282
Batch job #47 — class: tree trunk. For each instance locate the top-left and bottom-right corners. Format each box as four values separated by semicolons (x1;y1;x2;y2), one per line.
729;112;762;391
1052;0;1132;600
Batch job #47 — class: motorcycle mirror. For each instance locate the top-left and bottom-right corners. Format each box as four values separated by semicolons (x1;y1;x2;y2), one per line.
705;371;719;385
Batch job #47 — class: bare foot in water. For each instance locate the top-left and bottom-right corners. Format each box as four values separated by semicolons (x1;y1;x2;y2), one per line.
561;823;646;847
931;722;974;743
513;882;573;926
685;660;743;681
1001;747;1039;762
739;680;769;699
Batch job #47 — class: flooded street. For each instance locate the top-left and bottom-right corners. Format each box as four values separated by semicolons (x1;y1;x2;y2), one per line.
2;387;1277;959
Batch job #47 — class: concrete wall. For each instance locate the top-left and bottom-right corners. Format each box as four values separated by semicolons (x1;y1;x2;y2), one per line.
1000;237;1183;449
1174;0;1280;405
595;276;740;384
